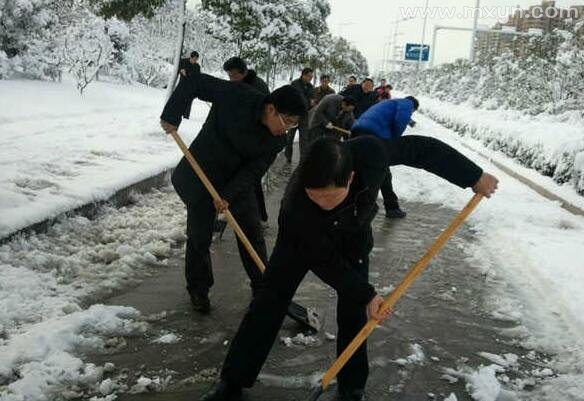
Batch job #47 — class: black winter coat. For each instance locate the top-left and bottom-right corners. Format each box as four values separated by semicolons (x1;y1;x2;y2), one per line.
178;59;200;77
291;77;315;108
161;71;285;208
265;135;483;305
340;84;377;118
243;69;269;95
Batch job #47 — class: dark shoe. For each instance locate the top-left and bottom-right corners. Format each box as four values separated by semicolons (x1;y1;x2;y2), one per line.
338;387;365;401
385;207;407;219
189;290;211;314
200;380;242;401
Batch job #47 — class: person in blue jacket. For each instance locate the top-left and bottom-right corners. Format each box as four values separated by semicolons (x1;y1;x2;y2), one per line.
351;96;419;218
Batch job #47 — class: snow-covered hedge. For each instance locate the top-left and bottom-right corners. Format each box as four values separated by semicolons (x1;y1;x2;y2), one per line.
386;23;584;196
387;22;584;117
418;97;584;195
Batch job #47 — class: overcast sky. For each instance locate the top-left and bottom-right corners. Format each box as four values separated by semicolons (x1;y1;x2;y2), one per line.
327;0;584;74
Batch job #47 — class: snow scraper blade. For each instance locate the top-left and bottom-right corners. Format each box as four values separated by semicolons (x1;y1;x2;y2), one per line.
288;302;321;333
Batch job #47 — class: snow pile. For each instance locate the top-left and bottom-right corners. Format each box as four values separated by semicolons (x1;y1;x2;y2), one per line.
0;188;185;335
464;365;503;401
0;78;202;239
417;95;584;195
0;188;186;401
0;305;146;401
151;333;180;344
129;375;171;394
395;343;426;366
280;333;319;347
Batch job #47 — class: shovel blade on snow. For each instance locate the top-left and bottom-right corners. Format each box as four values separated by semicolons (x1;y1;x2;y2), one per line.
287;302;321;333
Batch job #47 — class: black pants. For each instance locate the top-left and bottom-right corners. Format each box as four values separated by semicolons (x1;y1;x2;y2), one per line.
351;129;400;211
185;191;267;295
254;179;268;222
221;254;370;391
284;115;310;162
380;169;400;210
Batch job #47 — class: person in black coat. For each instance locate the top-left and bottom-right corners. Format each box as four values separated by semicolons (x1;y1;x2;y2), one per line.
223;56;270;95
159;68;307;314
178;51;200;119
200;135;499;401
286;67;315;162
340;77;377;119
222;56;271;225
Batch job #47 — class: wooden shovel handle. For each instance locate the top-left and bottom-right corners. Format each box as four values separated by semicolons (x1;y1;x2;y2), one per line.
169;130;266;273
331;125;351;136
320;193;483;389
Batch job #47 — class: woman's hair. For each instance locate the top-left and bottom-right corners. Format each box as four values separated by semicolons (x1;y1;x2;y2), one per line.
299;137;354;188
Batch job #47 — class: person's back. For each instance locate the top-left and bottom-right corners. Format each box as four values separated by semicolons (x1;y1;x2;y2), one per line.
163;75;282;207
351;96;419;219
243;69;269;95
352;98;415;140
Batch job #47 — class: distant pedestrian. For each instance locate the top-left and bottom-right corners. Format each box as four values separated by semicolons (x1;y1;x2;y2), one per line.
178;51;200;119
222;56;269;95
313;74;336;105
286;67;315;162
179;51;200;78
342;75;358;92
377;84;393;101
340;77;377;118
374;78;387;97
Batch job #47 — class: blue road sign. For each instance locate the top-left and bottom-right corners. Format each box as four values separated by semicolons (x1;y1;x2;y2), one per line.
405;43;430;62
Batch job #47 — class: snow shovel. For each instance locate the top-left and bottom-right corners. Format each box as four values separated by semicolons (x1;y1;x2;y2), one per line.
168;130;321;332
309;193;484;401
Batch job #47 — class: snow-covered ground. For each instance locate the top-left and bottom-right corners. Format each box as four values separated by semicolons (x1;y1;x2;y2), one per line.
0;187;186;400
0;78;203;239
392;114;584;400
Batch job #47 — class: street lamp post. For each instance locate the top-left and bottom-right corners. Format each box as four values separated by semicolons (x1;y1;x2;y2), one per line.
389;17;413;72
417;0;430;70
469;0;481;62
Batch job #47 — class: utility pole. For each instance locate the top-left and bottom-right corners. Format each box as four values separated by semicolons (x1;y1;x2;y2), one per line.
390;17;413;71
165;0;187;102
417;0;430;71
469;0;481;63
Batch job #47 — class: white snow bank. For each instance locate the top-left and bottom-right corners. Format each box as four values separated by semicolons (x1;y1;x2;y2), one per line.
0;188;185;335
0;78;203;238
0;305;145;401
417;95;584;196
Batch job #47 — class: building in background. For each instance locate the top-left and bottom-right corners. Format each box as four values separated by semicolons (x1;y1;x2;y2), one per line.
475;0;583;62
